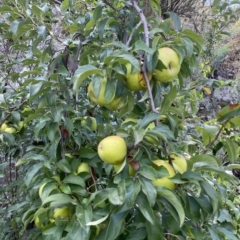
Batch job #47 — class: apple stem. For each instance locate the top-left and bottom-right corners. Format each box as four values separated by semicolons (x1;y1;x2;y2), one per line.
130;1;158;114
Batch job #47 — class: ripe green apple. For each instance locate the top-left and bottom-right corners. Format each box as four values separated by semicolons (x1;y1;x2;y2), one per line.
34;216;44;229
104;97;124;111
170;154;187;174
77;162;90;174
0;122;8;131
4;127;16;134
125;63;152;91
52;207;70;220
98;136;127;165
113;163;135;176
88;78;108;106
17;121;24;131
145;122;158;143
152;159;175;190
81;116;97;131
153;47;181;82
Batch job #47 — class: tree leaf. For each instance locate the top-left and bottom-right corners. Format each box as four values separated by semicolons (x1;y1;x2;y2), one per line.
136;192;155;225
156;188;185;226
73;65;103;92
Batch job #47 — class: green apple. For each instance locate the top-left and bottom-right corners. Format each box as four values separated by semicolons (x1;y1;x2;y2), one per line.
125;63;152;91
81;116;97;131
34;216;44;229
4;127;16;134
170;154;187;174
0;122;8;131
153;47;181;82
152;159;175;190
104;97;124;111
145;122;158;143
114;163;135;176
77;163;90;174
98;136;127;165
88;78;109;106
52;207;70;220
17;121;24;131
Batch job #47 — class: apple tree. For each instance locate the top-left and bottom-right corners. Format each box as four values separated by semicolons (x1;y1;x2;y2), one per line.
0;0;240;240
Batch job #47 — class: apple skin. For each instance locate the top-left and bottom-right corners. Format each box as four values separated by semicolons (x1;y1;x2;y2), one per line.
98;136;127;165
77;163;90;174
153;47;181;83
81;117;97;131
125;63;152;91
170;154;187;174
4;127;16;134
152;159;175;190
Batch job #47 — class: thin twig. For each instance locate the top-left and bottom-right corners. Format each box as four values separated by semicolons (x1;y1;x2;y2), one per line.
0;100;27;126
130;1;157;113
202;121;229;154
102;0;118;11
126;21;142;46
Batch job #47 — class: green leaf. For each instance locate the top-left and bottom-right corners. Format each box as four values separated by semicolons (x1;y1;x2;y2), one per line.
157;188;185;226
108;180;126;205
138;165;158;180
86;214;109;226
104;211;128;240
73;65;103;92
79;148;97;159
140;178;157;207
42;193;76;206
191;154;220;167
224;139;239;162
133;40;154;54
63;174;86;188
136;192;155;225
166;12;181;31
24;162;44;187
93;5;102;21
200;181;218;213
207;226;221;240
160;85;178;114
136;113;160;129
133;129;145;145
145;214;163;240
98;18;109;39
57;159;72;173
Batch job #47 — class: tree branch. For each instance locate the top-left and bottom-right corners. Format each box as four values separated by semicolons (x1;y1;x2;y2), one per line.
0;100;27;126
126;21;142;46
130;1;157;113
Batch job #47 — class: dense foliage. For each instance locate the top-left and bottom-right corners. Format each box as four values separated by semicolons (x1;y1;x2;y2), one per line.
0;0;240;239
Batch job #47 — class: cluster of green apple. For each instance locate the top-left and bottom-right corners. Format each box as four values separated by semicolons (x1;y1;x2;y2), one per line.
97;135;190;189
152;154;189;190
88;47;181;110
125;47;180;91
0;121;24;134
